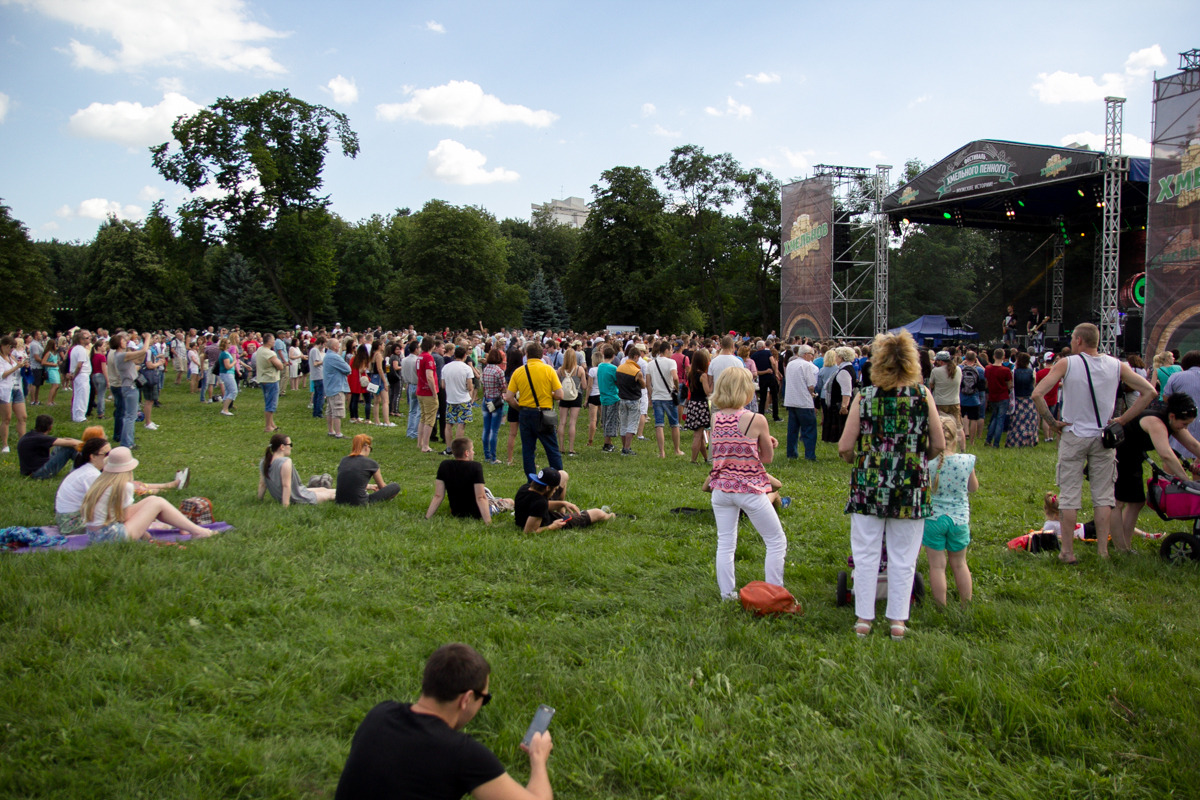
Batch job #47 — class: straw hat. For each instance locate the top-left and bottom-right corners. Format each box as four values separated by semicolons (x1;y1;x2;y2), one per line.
103;446;138;473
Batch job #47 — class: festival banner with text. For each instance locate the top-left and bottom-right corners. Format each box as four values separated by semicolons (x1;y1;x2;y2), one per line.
1146;69;1200;355
780;177;833;338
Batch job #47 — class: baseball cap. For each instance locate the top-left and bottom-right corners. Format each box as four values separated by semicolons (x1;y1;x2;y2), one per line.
528;467;561;488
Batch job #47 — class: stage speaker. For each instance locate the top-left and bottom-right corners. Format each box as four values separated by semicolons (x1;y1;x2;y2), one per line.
1045;322;1061;338
1122;315;1143;354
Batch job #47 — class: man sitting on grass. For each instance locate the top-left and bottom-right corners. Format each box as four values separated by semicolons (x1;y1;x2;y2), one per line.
425;437;512;525
334;642;554;800
514;466;614;533
17;414;82;479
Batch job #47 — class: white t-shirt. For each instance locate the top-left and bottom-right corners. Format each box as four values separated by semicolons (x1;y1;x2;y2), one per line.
646;356;678;402
784;358;818;409
708;353;744;387
442;360;475;405
1060;353;1121;439
88;482;135;526
308;346;324;381
0;353;18;399
69;344;91;377
588;366;600;396
56;463;101;514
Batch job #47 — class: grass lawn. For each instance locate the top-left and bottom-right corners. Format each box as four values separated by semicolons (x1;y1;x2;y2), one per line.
2;381;1199;798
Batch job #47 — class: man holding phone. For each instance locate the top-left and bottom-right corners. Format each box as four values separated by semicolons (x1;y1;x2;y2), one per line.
335;642;554;800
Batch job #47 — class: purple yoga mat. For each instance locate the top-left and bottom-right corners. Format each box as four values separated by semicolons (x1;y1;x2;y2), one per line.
14;522;234;552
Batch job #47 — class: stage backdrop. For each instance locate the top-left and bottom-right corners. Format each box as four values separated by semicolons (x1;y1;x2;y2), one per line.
780;177;833;338
1146;67;1200;355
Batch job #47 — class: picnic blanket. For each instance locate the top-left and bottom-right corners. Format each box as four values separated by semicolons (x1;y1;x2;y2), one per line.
4;522;234;553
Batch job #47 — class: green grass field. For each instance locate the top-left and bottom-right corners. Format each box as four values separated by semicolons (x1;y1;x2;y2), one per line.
2;381;1198;799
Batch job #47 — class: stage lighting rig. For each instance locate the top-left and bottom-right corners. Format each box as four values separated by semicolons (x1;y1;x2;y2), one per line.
1004;199;1016;219
891;219;902;236
951;207;963;228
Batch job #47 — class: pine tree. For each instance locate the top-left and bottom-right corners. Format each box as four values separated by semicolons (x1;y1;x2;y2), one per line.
523;269;557;331
547;276;570;330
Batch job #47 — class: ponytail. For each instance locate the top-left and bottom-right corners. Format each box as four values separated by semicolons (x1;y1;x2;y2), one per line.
262;433;288;479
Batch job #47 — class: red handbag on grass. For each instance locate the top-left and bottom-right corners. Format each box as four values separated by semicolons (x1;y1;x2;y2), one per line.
738;582;802;616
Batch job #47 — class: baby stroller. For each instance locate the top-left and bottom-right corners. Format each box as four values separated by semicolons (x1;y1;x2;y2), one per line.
1145;456;1200;564
836;544;926;607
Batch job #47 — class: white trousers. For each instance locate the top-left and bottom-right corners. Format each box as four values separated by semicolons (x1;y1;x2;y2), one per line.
712;490;787;599
849;513;924;622
71;371;90;422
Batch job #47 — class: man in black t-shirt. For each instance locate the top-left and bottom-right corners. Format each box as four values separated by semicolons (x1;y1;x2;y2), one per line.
17;415;81;479
426;438;510;523
513;466;614;533
335;643;554;800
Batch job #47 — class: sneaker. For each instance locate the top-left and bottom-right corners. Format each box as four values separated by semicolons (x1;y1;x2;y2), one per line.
568;451;578;456
621;448;635;456
145;422;160;430
441;448;453;455
636;435;646;440
1;446;8;453
175;468;190;490
220;410;234;416
602;444;615;453
382;422;397;427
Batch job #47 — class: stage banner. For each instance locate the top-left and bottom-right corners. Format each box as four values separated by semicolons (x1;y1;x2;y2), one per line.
780;177;833;338
1146;69;1200;355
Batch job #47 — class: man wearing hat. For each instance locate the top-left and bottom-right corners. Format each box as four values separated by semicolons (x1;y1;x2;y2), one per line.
514;467;614;533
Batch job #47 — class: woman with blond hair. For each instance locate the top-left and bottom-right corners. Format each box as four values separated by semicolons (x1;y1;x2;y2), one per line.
1153;351;1180;400
707;366;787;600
335;433;400;505
839;330;944;641
556;346;587;456
822;346;857;443
81;446;215;543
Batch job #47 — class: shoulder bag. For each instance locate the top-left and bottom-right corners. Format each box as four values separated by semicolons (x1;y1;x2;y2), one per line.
524;364;559;434
1079;355;1124;448
653;357;679;405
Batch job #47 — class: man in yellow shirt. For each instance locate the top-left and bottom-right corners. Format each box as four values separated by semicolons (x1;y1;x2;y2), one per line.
504;342;563;477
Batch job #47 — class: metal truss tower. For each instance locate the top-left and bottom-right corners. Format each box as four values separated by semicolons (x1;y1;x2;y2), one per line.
1100;96;1125;354
1052;218;1065;327
815;164;878;339
874;164;891;335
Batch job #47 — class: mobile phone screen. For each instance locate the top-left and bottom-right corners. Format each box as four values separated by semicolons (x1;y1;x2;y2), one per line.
521;704;555;748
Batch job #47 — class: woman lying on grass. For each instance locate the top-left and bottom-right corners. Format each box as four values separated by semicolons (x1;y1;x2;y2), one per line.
80;447;215;543
257;433;337;507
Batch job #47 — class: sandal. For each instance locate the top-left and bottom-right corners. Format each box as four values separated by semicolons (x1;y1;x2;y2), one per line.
854;621;872;638
889;622;907;641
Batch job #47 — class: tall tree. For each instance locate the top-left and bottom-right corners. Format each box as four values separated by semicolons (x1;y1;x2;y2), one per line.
212;252;288;331
729;168;782;333
0;202;52;331
78;217;175;330
330;215;395;330
386;200;524;331
150;90;359;326
523;269;557;331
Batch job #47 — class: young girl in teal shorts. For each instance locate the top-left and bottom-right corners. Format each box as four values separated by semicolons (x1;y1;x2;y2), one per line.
923;414;978;606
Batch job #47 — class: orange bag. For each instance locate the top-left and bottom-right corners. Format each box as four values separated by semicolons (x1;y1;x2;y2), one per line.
738;581;801;616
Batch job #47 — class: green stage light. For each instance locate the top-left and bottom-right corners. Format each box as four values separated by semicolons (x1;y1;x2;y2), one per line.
943;212;952;219
1017;199;1025;207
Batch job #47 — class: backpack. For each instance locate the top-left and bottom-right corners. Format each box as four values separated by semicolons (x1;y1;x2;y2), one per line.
960;365;980;397
559;369;579;402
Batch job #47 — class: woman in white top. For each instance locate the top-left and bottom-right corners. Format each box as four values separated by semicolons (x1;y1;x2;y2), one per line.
55;437;110;535
0;334;29;453
927;350;964;448
586;361;601;447
289;343;303;391
80;447;215;543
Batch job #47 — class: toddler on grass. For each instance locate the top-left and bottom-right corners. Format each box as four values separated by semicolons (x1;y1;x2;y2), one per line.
923;415;977;607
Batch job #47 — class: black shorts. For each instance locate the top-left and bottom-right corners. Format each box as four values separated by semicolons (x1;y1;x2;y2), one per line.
559;396;583;409
1114;443;1148;503
553;511;592;529
507;403;520;423
31;369;45;386
961;404;982;421
587;395;601;406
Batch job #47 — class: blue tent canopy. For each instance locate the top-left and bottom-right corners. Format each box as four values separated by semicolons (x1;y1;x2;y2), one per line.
888;315;979;348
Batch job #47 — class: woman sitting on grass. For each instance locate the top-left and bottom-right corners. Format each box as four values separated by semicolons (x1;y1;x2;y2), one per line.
257;433;337;507
335;434;400;505
80;447;215;543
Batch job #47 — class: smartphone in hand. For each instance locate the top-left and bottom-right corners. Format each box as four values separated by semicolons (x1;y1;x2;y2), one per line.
521;704;555;748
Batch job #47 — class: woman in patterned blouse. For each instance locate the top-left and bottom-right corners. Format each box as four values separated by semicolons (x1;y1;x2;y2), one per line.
838;330;944;641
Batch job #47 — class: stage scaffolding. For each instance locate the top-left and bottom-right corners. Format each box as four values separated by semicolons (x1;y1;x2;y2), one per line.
1100;96;1126;355
815;163;888;339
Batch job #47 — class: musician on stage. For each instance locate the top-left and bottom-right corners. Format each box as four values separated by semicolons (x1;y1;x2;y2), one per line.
1003;305;1018;345
1027;306;1049;351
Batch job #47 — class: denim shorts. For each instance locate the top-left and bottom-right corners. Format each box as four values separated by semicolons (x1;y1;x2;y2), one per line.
262;381;280;412
4;384;25;404
652;399;679;427
87;521;129;544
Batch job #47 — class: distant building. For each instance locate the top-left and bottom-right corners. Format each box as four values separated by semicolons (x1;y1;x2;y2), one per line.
531;196;590;228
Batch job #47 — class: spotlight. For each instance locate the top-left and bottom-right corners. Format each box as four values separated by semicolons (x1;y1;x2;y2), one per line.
1004;199;1016;219
891;219;902;236
1077;188;1086;197
943;211;953;220
951;208;963;228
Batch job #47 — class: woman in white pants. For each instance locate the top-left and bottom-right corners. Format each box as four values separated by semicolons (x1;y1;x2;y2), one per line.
68;329;93;423
707;366;786;599
838;330;944;641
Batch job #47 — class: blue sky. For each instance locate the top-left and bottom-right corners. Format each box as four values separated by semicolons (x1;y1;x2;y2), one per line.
0;0;1192;243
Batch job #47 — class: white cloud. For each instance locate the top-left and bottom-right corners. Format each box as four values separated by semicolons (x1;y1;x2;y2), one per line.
426;139;518;185
1060;131;1151;157
704;96;752;119
745;72;780;84
377;80;557;128
58;198;144;221
782;147;812;170
908;94;930;109
156;76;185;93
1124;45;1166;77
324;75;358;105
138;185;161;202
869;150;887;162
68;92;202;147
641;102;656;117
0;92;9;123
652;123;680;138
426;20;445;34
14;0;287;74
40;221;59;232
1033;44;1165;104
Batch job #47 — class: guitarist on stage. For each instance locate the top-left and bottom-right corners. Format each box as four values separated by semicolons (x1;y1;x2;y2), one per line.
1027;306;1049;351
1003;305;1018;345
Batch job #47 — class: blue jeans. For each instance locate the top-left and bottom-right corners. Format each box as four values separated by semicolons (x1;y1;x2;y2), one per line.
482;400;503;461
311;379;324;418
119;386;138;448
31;445;76;479
91;373;107;417
518;408;563;477
406;383;420;438
652;399;679;427
986;399;1009;445
262;381;279;413
787;407;817;460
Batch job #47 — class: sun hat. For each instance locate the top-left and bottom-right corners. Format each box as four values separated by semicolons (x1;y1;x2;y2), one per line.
103;446;138;473
528;467;561;488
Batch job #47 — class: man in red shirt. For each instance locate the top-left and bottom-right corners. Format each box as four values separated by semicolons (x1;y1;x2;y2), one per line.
416;336;440;453
984;348;1013;447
